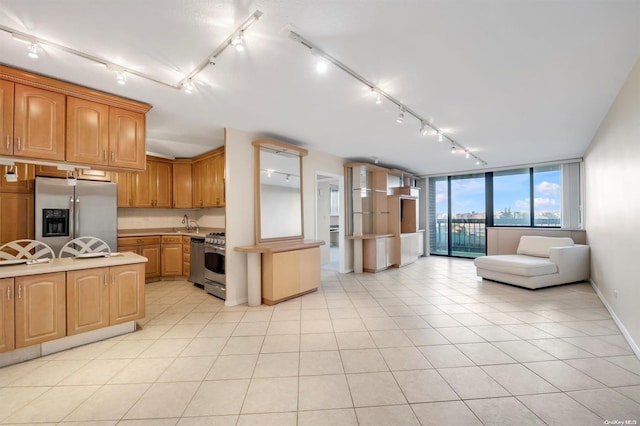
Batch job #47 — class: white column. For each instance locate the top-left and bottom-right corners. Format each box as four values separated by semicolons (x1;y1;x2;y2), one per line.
247;252;262;306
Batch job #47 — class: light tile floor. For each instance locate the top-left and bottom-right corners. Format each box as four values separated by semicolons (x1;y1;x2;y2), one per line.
1;256;639;425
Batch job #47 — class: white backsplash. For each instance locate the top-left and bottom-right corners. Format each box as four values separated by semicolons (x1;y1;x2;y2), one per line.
118;207;225;230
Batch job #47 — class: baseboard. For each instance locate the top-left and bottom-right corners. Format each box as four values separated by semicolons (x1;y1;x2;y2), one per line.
591;279;640;358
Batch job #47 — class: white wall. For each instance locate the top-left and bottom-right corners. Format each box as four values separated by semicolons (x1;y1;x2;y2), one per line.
118;207;225;230
584;57;640;354
224;128;255;306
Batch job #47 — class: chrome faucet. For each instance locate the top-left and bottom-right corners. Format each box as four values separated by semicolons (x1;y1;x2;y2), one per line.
189;220;200;233
182;214;191;231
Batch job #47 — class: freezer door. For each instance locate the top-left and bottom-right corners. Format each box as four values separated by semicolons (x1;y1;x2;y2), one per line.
35;177;74;255
75;180;118;252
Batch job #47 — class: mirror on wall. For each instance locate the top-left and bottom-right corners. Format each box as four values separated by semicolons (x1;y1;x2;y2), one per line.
254;139;307;243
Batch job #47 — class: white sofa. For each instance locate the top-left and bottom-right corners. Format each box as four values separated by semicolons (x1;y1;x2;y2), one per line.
474;236;590;289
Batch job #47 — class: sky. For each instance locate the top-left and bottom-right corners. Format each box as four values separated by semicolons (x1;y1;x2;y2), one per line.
434;168;561;215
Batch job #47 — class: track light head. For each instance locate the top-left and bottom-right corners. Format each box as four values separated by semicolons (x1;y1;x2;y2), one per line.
231;30;245;51
315;57;328;74
437;131;444;142
183;79;194;94
450;144;456;154
396;108;404;124
476;159;481;166
28;43;39;59
465;150;470;159
116;70;127;85
420;122;430;136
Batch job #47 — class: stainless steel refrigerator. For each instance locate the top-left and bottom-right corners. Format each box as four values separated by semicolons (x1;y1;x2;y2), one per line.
35;177;118;256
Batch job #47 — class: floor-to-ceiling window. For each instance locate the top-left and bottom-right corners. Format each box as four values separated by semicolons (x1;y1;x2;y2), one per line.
429;163;569;258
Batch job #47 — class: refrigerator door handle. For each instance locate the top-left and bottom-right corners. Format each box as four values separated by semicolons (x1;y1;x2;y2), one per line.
75;196;80;237
69;196;75;238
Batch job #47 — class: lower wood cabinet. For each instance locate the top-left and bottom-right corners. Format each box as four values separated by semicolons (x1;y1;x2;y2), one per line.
66;268;110;335
0;278;15;353
161;236;182;277
110;264;145;325
15;272;66;348
262;247;320;304
118;236;161;279
182;236;190;277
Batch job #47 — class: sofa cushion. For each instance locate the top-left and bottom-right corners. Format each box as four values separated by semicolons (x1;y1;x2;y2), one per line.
474;255;558;276
516;236;574;258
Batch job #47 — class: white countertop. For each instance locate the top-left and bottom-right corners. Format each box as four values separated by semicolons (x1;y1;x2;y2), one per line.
0;252;147;279
117;228;224;238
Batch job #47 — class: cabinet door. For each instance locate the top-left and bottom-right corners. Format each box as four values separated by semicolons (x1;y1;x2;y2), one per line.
66;268;109;336
140;244;161;278
0;193;34;245
13;84;65;161
113;171;133;207
212;151;225;206
153;160;172;208
161;243;182;276
131;167;153;208
0;278;14;353
109;107;145;170
172;162;193;208
0;79;13;156
192;159;204;207
109;263;145;325
66;97;109;166
0;163;34;193
202;156;216;207
15;272;66;348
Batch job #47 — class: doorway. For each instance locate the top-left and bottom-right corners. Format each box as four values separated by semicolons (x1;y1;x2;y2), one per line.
315;172;344;272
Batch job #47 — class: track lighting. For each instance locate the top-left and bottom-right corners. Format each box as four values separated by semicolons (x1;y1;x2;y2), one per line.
28;42;39;59
267;169;273;177
450;144;456;154
375;93;382;104
285;175;290;182
465;150;470;159
396;108;404;124
315;57;328;74
183;79;194;94
420;122;430;136
115;70;127;85
437;131;444;142
230;30;245;51
476;159;481;165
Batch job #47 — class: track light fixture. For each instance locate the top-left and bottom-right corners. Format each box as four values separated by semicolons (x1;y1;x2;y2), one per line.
288;29;488;168
450;144;456;154
27;42;39;59
1;10;263;92
182;79;194;94
115;70;127;85
419;121;430;136
465;150;470;159
315;56;328;74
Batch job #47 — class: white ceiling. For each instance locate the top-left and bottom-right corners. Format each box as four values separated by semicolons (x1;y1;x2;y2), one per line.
0;0;638;175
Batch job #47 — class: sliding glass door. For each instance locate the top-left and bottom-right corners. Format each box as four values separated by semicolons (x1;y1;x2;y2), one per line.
450;174;486;257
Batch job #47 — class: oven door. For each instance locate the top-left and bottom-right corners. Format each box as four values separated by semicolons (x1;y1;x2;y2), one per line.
204;245;225;285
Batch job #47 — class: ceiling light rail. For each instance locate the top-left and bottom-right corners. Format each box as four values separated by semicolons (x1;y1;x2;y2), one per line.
287;30;488;167
0;9;263;93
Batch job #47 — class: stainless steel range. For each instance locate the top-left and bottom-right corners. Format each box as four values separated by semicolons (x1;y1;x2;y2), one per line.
204;232;225;300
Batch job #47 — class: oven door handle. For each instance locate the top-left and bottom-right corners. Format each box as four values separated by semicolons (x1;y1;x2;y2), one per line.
205;246;225;255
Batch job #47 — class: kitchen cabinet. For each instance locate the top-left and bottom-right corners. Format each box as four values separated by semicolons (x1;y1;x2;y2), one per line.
108;107;146;170
193;148;225;208
0;79;13;157
161;235;182;277
114;171;133;207
182;236;190;277
66;263;145;335
66;268;109;336
35;165;111;182
0;163;34;193
363;236;394;273
14;272;66;348
0;193;34;245
261;246;321;305
172;161;193;208
66;97;109;166
0;278;14;353
109;263;145;325
131;157;172;208
13;84;66;161
117;236;161;279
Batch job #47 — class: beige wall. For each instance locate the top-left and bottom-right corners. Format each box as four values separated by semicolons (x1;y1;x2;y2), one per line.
118;207;225;229
584;57;640;354
224;128;256;306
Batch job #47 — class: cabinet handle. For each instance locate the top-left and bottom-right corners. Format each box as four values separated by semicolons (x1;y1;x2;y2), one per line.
18;284;21;299
111;151;115;161
5;135;9;151
16;137;21;151
103;150;107;161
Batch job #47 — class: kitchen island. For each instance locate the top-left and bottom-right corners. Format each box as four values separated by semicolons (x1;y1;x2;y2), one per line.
0;252;147;367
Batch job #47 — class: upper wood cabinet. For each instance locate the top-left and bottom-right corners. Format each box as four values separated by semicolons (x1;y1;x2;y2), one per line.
109;108;145;170
13;84;66;161
131;157;172;208
114;171;133;207
66;97;109;166
0;193;34;245
0;79;13;157
193;148;225;208
172;161;193;208
0;65;151;170
14;272;66;348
